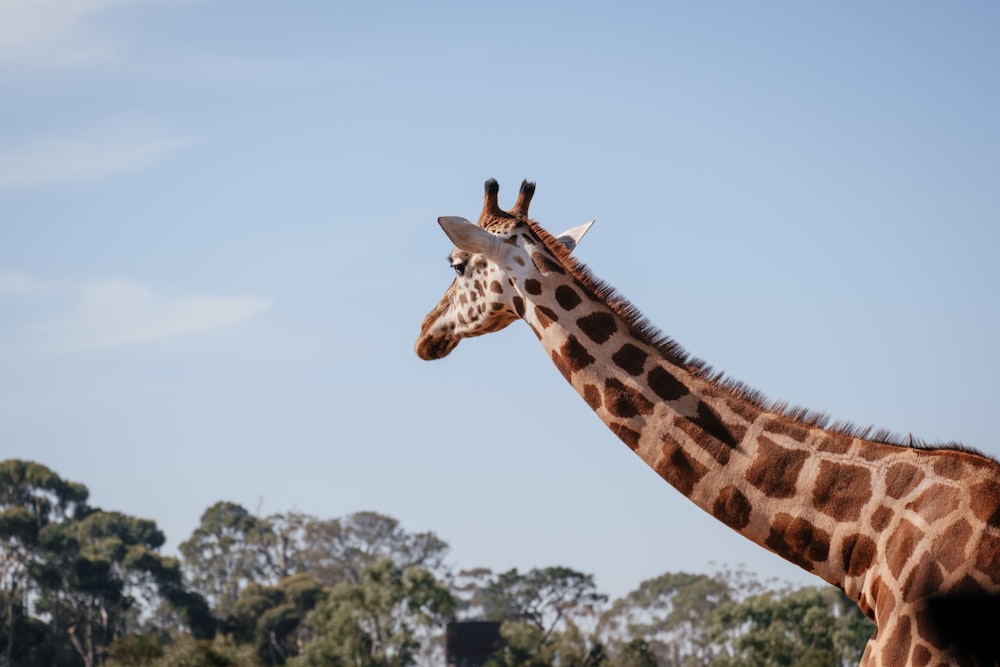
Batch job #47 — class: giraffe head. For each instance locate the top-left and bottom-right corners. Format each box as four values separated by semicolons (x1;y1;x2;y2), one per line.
415;178;593;360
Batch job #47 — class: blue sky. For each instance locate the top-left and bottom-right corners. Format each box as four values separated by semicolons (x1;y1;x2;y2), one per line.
2;1;999;599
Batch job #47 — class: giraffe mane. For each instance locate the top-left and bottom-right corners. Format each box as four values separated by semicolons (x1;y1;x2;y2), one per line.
521;216;986;458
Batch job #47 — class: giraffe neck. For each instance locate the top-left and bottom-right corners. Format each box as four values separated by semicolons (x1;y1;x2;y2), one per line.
515;230;882;591
507;220;1000;665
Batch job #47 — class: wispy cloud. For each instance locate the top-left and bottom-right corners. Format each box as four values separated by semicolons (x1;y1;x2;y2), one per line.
0;120;193;189
0;0;128;69
0;0;363;86
2;273;271;352
0;270;43;295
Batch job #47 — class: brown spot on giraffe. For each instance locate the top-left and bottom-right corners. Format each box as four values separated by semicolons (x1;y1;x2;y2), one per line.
880;620;912;665
932;518;972;573
765;513;830;572
725;398;760;423
673;401;743;466
694;401;744;448
611;343;648;376
745;436;808;499
975;531;1000;585
818;433;854;454
931;455;966;480
812;460;872;522
647;366;689;401
512;295;525;317
871;575;895;619
905;484;962;523
603;378;654;418
534;305;559;329
871;505;894;531
582;383;602;410
712;485;752;530
885;461;925;499
858;443;893;462
969;479;1000;528
841;532;877;578
656;434;709;497
551;335;595;381
610;423;641;450
886;518;923;580
910;644;932;667
524;278;542;295
555;284;582;310
530;251;565;275
903;559;945;604
763;416;811;442
577;311;617;343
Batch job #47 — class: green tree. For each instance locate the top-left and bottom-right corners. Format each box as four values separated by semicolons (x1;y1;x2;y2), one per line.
180;502;274;617
259;512;311;581
485;620;548;667
616;639;658;667
296;559;454;667
483;567;607;638
451;567;496;620
228;573;324;665
478;567;608;667
707;584;872;667
0;459;89;666
180;506;450;623
149;634;253;667
299;511;449;587
1;461;214;666
35;509;210;667
599;571;730;667
484;619;610;667
105;633;164;667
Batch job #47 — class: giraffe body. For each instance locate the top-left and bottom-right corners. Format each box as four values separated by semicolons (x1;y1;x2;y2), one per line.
415;179;1000;666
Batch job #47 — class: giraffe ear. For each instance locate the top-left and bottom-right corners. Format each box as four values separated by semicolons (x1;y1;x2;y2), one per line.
437;216;505;258
555;220;595;252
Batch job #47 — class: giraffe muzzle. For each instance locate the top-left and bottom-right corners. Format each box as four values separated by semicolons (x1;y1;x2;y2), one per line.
415;331;458;361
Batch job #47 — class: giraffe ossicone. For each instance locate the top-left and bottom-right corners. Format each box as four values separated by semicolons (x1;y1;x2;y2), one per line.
415;179;1000;666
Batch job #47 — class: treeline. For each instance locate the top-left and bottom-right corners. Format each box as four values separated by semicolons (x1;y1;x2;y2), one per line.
0;459;873;666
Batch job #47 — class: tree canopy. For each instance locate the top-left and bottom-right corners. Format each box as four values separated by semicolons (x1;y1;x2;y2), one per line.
1;459;875;667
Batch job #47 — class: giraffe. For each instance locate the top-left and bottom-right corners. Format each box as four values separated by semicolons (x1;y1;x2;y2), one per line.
415;179;1000;666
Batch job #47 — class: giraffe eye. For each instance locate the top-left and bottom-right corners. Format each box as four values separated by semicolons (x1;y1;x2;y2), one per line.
452;262;466;277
